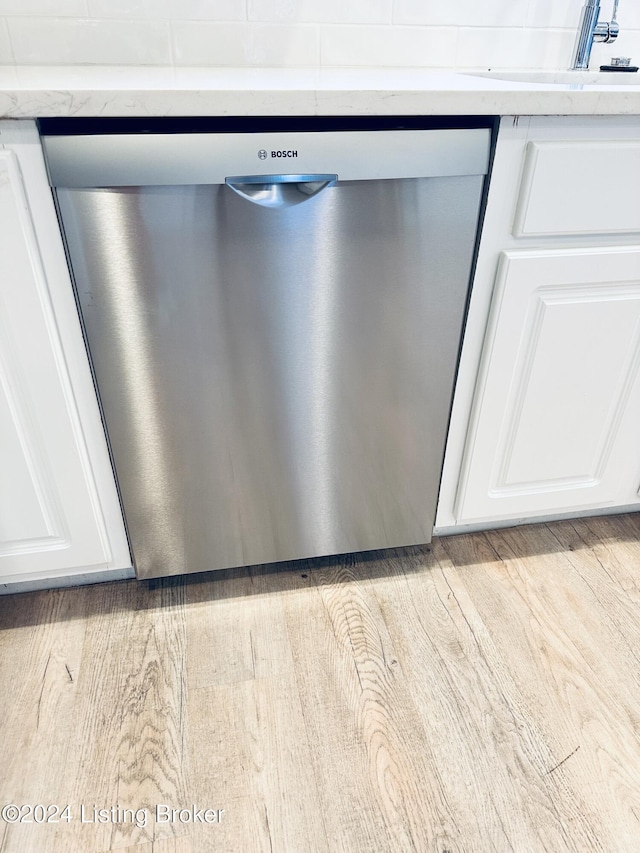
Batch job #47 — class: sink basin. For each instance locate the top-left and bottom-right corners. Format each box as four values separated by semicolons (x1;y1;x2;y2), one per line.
468;70;640;87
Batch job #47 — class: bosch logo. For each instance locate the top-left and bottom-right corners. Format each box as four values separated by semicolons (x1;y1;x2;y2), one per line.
257;149;299;159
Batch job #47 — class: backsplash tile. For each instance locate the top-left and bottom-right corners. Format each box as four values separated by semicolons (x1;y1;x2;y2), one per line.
457;27;576;70
88;0;246;22
394;0;527;29
0;0;638;69
0;0;87;15
8;17;172;65
618;2;640;30
526;0;581;30
248;0;392;25
172;21;320;66
320;24;457;67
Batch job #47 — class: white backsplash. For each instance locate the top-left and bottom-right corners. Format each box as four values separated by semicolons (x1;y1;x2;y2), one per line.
0;0;638;69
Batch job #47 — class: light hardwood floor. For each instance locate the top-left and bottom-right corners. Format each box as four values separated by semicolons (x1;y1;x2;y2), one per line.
1;512;640;852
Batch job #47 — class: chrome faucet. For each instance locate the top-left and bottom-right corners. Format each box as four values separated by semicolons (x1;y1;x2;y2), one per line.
571;0;619;70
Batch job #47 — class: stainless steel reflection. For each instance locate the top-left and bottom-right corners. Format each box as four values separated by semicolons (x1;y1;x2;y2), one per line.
225;174;338;209
56;167;485;579
42;129;490;187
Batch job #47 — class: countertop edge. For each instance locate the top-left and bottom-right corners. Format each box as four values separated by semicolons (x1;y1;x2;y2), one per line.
1;69;640;118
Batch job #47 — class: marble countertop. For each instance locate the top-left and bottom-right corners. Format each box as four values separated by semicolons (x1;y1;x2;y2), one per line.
1;66;640;118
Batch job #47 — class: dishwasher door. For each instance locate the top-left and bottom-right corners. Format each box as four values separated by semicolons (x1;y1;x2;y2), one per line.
47;127;489;579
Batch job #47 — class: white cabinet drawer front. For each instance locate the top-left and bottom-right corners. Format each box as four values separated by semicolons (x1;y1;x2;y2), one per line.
456;246;640;523
0;149;111;574
514;141;640;236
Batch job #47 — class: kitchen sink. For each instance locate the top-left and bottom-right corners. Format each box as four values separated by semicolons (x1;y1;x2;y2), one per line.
467;70;640;87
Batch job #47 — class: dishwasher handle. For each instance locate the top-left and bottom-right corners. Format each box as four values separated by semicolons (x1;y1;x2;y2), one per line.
225;174;338;209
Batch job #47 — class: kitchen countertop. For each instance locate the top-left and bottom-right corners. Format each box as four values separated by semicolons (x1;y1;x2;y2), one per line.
1;66;640;118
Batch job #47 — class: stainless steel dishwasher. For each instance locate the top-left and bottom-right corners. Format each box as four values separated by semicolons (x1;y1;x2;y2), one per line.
41;118;491;579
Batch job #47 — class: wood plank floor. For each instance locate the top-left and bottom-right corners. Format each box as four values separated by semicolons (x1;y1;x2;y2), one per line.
1;512;640;852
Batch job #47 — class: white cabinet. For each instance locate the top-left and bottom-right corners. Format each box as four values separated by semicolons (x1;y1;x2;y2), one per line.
513;139;640;236
437;116;640;531
0;121;132;589
455;247;640;523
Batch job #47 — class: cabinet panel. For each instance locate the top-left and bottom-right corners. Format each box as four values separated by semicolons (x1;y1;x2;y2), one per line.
0;148;111;575
456;246;640;523
514;141;640;236
0;330;64;547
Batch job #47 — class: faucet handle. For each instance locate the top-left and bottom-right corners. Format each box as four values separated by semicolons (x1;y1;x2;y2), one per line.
594;19;619;43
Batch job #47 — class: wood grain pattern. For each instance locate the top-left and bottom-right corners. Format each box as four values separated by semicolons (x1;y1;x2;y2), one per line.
0;590;86;853
371;540;604;852
53;580;190;851
1;512;640;851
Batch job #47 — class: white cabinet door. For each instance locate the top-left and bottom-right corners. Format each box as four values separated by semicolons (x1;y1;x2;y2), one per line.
0;125;131;586
456;246;640;524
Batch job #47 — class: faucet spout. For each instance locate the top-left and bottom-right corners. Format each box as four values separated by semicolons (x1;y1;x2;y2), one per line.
571;0;620;70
